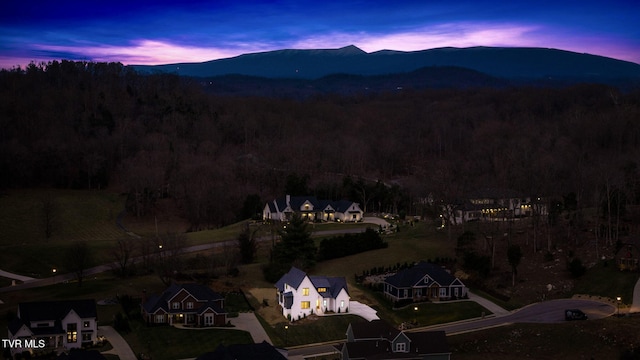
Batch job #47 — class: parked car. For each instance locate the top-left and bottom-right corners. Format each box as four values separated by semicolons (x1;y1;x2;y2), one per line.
565;309;588;320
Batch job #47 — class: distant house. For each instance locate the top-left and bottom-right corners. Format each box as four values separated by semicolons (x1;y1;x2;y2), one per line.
384;262;467;303
141;283;227;327
443;188;546;225
7;299;98;357
616;242;640;271
263;195;363;222
275;267;350;321
341;319;451;360
196;341;287;360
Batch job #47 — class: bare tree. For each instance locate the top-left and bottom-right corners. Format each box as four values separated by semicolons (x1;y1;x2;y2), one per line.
63;241;92;287
41;194;58;240
111;238;135;277
155;232;186;285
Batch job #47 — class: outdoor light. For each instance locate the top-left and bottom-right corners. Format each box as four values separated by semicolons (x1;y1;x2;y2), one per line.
617;296;622;316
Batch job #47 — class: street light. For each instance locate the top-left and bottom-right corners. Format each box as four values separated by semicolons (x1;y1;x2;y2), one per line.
284;325;289;346
52;268;57;285
617;296;622;316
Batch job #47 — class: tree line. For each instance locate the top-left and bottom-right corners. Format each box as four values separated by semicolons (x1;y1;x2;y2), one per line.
2;61;640;229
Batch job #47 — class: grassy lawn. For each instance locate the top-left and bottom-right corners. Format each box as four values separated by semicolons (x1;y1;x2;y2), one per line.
0;189;126;276
122;321;253;360
573;261;639;306
266;314;366;347
449;317;640;360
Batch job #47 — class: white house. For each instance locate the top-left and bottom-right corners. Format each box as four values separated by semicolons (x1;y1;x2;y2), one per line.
263;195;363;222
7;300;98;356
275;267;350;321
442;188;547;225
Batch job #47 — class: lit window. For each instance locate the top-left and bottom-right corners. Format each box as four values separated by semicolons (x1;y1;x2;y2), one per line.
66;323;77;343
302;288;309;296
340;300;345;308
301;301;310;309
317;287;327;292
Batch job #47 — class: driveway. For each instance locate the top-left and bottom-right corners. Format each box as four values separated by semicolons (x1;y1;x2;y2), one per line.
348;301;380;321
99;325;137;360
228;312;272;344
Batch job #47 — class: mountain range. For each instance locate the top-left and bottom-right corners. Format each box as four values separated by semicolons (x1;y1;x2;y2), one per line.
130;45;640;82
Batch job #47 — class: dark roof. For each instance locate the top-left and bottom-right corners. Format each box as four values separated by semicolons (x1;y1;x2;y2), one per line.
384;262;458;288
466;188;525;200
142;283;225;314
267;195;361;215
275;267;307;292
343;331;450;359
10;299;96;336
276;267;349;298
57;349;107;360
17;299;96;322
349;319;399;341
196;341;287;360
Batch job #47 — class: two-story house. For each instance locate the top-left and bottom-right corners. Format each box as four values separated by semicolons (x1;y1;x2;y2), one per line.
384;262;467;303
275;267;350;321
442;188;547;225
263;195;364;222
341;319;451;360
7;299;98;357
141;283;227;327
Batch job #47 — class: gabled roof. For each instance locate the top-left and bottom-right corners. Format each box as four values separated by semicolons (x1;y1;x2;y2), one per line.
142;283;224;314
310;275;349;298
196;341;287;360
333;200;360;213
267;195;361;215
349;319;399;341
384;262;459;288
343;328;450;359
10;299;96;336
275;267;307;292
17;299;96;322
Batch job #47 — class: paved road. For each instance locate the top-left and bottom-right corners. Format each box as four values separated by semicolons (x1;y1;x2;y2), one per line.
414;298;615;335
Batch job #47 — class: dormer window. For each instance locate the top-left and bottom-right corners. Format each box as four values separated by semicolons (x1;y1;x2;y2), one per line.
396;343;406;352
317;287;327;292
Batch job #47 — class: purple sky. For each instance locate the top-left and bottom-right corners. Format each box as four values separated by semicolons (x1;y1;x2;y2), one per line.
1;0;639;70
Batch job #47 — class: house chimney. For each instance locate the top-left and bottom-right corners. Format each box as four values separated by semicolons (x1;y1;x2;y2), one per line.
141;289;147;306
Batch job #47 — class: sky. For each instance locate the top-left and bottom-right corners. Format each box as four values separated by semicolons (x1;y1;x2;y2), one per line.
1;0;639;70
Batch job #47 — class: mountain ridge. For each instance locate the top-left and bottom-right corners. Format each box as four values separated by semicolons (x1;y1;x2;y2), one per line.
129;45;640;85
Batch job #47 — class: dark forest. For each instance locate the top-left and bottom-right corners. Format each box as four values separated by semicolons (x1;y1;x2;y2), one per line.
1;61;639;229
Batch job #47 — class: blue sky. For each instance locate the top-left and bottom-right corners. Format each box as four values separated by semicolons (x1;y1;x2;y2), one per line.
1;0;639;70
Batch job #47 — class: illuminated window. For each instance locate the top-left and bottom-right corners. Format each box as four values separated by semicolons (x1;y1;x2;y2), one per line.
301;301;310;309
340;300;345;308
302;288;309;296
66;323;77;343
317;287;327;292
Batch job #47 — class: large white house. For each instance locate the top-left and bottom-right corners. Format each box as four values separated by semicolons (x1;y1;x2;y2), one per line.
442;188;547;225
263;195;363;222
275;267;350;321
7;300;98;357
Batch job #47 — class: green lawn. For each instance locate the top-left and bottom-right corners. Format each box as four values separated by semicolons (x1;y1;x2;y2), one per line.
266;314;367;347
0;189;126;276
122;321;253;360
572;261;639;306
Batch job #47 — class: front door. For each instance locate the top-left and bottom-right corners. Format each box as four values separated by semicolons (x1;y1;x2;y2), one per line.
204;314;214;326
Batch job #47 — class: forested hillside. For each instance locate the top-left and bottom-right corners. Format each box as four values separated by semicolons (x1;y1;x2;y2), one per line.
1;61;639;228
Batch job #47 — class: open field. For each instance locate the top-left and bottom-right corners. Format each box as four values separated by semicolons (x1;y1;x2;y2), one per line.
449;316;640;359
0;189;126;276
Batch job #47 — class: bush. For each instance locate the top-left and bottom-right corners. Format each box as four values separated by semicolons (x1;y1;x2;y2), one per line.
317;228;388;261
568;258;587;278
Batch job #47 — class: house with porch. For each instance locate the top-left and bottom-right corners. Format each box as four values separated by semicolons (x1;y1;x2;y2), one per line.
141;283;227;327
7;299;98;357
275;267;350;321
442;188;546;225
341;319;451;360
383;262;467;303
263;195;363;223
616;242;640;271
